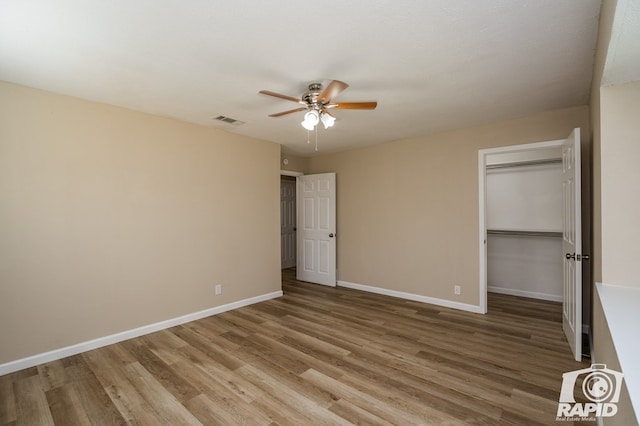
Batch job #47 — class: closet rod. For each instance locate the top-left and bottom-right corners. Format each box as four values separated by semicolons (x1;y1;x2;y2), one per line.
487;229;562;238
486;158;562;170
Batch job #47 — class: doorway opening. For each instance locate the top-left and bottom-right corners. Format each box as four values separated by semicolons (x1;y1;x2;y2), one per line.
485;147;564;304
280;172;301;270
479;138;567;312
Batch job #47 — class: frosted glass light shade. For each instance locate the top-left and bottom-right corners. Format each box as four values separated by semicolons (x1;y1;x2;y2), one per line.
301;110;320;130
320;112;335;128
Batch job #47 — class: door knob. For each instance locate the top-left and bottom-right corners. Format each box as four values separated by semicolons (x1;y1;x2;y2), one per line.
565;253;576;260
329;233;334;238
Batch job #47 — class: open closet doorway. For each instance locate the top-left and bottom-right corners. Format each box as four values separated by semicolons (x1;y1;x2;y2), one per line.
478;129;585;361
280;171;302;269
485;146;564;302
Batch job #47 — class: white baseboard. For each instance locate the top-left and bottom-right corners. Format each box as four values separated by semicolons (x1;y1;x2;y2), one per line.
0;290;283;376
487;286;563;302
337;280;484;314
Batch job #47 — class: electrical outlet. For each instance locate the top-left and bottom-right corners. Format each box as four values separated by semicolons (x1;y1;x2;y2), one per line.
215;284;222;296
454;285;461;296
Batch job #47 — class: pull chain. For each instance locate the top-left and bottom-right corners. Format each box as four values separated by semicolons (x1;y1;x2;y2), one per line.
315;125;318;151
307;130;310;145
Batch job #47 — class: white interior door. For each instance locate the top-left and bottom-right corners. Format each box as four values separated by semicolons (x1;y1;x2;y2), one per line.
297;173;336;286
562;128;582;361
280;179;296;269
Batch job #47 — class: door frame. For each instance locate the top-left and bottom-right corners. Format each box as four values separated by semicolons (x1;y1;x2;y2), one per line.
281;170;304;177
478;138;566;314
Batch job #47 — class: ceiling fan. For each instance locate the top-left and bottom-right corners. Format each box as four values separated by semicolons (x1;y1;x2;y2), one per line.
259;80;377;130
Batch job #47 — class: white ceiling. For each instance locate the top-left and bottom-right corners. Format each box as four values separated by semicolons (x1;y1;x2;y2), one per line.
0;1;603;156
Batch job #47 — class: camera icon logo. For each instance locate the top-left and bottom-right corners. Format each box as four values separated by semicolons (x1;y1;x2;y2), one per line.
557;364;624;419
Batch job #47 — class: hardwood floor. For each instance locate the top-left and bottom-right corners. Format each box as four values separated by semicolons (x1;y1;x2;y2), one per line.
1;269;590;425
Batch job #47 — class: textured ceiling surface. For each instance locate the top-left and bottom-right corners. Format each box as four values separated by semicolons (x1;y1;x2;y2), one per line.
0;1;603;156
602;0;640;86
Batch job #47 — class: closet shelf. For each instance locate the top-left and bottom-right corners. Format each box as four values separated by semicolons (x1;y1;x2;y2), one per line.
487;229;562;238
486;158;562;170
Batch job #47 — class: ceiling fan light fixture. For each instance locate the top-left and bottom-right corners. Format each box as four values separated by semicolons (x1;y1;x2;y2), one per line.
320;112;335;129
261;80;376;149
301;109;320;130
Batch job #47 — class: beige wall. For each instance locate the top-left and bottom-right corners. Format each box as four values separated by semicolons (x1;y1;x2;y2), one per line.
590;0;639;423
308;106;589;306
595;74;640;426
600;81;640;287
590;0;617;285
0;82;282;365
280;153;309;174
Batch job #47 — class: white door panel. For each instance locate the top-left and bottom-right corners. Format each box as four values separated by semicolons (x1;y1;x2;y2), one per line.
297;173;336;286
562;128;582;361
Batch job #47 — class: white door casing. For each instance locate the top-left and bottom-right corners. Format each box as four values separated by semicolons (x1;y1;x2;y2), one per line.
297;173;336;286
280;179;296;269
562;128;582;362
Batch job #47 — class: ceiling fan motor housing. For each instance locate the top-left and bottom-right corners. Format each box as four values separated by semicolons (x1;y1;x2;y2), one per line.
302;83;323;108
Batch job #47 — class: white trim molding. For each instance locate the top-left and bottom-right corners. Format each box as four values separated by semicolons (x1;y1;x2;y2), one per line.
0;290;283;376
337;281;484;314
487;286;563;302
280;170;304;177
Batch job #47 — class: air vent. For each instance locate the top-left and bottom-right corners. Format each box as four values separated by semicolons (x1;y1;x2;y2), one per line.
214;115;245;126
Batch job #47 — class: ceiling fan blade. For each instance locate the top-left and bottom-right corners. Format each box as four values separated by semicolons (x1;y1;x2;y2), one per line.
259;90;303;104
333;101;378;110
318;80;349;103
269;107;307;117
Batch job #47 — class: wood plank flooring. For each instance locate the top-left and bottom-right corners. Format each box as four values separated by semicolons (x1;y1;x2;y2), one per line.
1;269;590;425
